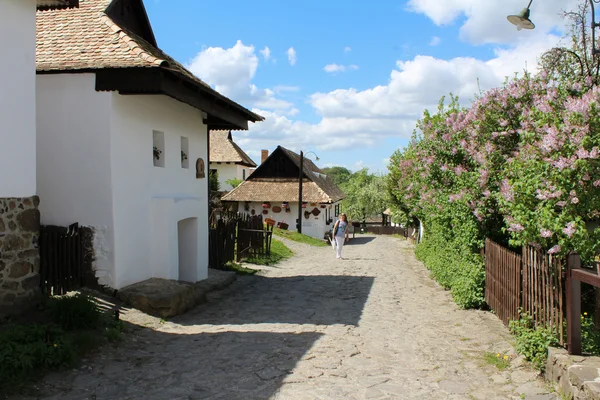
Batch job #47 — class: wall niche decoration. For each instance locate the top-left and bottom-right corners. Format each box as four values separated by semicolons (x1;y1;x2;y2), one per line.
196;158;205;179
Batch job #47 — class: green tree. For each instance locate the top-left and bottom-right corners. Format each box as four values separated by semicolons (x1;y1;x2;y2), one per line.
225;178;243;189
321;166;352;187
209;170;220;192
342;169;387;221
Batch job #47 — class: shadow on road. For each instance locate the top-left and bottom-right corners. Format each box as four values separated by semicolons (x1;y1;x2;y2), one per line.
38;327;323;400
346;236;376;245
176;274;375;327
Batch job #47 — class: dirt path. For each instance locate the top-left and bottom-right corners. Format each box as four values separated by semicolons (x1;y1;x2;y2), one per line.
34;235;556;400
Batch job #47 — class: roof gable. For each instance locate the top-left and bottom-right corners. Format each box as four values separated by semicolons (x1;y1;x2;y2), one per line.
209;130;256;166
105;0;156;47
222;146;346;203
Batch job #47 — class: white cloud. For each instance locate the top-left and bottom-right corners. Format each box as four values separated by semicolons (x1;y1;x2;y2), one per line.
287;47;297;66
406;0;576;45
429;36;441;46
260;46;271;61
187;40;296;115
344;46;352;53
323;64;359;73
239;33;562;155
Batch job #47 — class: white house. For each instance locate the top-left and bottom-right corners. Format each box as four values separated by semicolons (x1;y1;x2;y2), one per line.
209;130;257;192
0;0;77;316
35;0;262;290
222;147;346;240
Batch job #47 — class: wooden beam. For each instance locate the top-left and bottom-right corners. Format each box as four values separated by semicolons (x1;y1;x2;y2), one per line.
95;68;250;130
161;72;249;130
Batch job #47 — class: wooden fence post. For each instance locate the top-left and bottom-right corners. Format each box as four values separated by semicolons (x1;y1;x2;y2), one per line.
567;253;582;355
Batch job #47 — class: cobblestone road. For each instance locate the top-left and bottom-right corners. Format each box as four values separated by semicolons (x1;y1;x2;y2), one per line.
35;235;556;400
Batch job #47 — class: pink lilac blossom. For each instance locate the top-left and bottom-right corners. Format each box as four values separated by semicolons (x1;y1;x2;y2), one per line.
500;179;514;202
572;197;580;204
557;201;567;208
548;245;561;255
540;229;553;238
594;180;600;187
563;222;576;238
508;223;525;232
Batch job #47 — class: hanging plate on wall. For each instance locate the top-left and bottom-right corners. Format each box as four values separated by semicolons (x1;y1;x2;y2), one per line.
272;206;282;213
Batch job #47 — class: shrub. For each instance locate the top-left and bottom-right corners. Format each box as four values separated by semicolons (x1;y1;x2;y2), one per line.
415;219;485;308
0;324;76;387
49;293;101;331
581;313;600;355
509;312;559;370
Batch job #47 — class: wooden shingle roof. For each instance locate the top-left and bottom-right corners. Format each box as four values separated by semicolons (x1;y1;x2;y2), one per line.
209;131;256;167
36;0;263;130
222;146;346;204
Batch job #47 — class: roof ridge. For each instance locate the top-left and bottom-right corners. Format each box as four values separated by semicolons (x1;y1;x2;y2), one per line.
100;14;166;68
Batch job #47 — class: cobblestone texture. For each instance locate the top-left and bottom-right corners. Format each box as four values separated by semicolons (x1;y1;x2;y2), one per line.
32;235;556;399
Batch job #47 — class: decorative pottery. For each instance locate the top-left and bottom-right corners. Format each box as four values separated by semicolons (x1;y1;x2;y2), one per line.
262;210;268;215
311;208;321;216
251;209;256;215
272;206;282;213
304;211;310;219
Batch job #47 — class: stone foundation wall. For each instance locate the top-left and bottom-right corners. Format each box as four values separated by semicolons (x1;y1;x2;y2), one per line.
0;196;41;317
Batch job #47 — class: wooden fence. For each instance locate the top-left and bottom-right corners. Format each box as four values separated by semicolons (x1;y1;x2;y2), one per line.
484;238;522;326
209;212;273;270
39;223;83;296
484;238;565;345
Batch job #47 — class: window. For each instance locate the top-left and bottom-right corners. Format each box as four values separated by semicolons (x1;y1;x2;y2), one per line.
335;204;340;217
153;130;165;168
243;169;246;180
181;136;189;169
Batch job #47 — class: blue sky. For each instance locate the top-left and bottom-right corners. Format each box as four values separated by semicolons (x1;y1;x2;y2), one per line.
145;0;575;174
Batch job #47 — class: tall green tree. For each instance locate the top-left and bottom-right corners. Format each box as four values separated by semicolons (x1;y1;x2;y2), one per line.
342;169;388;221
321;166;352;187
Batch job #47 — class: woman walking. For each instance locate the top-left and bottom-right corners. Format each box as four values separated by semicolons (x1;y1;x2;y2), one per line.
332;213;349;259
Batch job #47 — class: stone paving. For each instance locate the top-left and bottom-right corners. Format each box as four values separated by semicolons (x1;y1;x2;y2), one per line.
33;235;558;400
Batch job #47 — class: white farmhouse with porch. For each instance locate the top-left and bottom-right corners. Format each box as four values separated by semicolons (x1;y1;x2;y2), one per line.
35;0;262;290
222;147;346;240
209;130;257;192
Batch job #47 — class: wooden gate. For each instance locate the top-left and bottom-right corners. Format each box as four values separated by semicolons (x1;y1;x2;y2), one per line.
39;223;83;295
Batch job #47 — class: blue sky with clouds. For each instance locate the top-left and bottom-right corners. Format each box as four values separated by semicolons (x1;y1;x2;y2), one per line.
145;0;577;174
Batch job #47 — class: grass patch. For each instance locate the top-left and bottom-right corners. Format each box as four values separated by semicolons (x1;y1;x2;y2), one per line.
273;228;328;247
225;261;258;275
0;294;124;396
483;352;511;371
392;234;406;239
245;239;293;266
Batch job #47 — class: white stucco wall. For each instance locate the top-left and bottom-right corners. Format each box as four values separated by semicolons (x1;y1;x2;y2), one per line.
0;0;36;197
211;163;251;191
237;201;338;240
36;74;115;286
110;94;209;289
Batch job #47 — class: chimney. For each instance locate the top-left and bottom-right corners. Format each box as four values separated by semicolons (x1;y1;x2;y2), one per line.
261;150;269;164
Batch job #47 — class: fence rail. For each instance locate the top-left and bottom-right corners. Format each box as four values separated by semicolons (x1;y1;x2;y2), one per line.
39;223;83;296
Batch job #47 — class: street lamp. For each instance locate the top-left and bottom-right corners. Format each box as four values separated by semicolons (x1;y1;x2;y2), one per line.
297;150;319;234
509;0;600;55
507;0;535;30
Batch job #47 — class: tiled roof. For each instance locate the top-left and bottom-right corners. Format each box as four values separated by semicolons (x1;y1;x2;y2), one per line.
209;131;256;166
36;0;263;123
221;180;337;203
222;146;346;203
